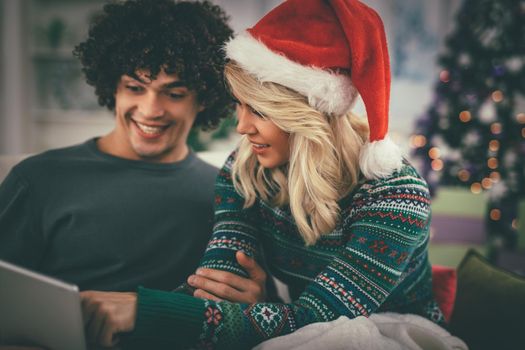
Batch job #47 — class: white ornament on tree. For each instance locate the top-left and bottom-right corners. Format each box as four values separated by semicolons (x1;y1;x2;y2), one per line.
462;130;481;147
505;56;524;73
514;93;525;120
437;100;449;117
431;135;446;148
448;149;462;161
490;180;508;201
480;28;498;47
478;100;497;124
503;149;517;168
458;52;472;67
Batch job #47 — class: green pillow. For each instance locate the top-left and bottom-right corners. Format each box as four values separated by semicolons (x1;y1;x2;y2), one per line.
450;249;525;350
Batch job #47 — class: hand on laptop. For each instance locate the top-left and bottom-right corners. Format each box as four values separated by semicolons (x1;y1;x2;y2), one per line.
187;251;267;303
80;291;137;347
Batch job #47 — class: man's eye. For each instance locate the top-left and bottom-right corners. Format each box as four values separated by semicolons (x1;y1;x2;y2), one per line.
126;85;143;92
167;92;185;99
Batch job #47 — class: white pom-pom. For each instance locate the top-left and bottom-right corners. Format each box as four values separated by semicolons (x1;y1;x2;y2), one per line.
359;137;403;179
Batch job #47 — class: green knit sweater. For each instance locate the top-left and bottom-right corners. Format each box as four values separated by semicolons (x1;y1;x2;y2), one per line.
129;152;443;349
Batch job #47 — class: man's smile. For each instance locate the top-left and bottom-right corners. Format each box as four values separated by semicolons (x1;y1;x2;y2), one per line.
131;118;172;138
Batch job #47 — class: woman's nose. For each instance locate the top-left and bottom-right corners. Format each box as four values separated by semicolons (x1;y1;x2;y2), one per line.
236;107;256;135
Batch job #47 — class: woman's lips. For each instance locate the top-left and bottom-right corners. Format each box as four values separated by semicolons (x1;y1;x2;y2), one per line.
251;142;270;154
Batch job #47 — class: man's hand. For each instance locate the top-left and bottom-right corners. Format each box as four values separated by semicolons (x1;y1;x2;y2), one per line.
80;291;137;348
187;251;267;303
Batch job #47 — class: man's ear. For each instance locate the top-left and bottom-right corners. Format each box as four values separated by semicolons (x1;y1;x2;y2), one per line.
197;104;205;113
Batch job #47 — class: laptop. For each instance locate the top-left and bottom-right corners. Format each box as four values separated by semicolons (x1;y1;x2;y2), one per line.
0;259;87;350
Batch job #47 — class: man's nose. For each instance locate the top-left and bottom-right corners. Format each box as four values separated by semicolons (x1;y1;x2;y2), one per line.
236;107;256;135
139;93;164;118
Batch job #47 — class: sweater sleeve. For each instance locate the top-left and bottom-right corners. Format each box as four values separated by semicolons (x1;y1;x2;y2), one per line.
0;169;44;268
130;162;432;349
198;153;264;276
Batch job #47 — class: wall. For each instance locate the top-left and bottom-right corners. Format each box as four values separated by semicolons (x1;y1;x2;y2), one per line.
0;0;461;156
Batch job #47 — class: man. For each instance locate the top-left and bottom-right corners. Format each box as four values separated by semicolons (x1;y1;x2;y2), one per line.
0;0;235;292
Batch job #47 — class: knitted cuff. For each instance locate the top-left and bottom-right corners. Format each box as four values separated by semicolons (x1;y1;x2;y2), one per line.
130;286;205;346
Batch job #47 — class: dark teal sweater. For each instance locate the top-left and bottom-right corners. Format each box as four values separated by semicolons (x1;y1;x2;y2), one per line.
0;139;217;291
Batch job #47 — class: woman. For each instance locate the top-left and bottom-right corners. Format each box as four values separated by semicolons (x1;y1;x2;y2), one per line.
82;0;445;348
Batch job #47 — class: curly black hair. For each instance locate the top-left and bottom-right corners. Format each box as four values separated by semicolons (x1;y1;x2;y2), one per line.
73;0;234;130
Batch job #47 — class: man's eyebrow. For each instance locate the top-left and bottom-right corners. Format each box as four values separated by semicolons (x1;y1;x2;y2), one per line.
164;81;187;89
122;74;187;88
126;73;145;83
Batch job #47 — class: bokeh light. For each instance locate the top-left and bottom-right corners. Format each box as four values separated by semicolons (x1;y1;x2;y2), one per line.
470;182;482;194
431;159;444;171
490;209;501;221
490;123;502;134
489;171;501;182
459;110;471;122
428;147;441;159
458;169;470;181
487;157;498;169
439;70;450;83
491;90;504;102
488;140;500;151
410;135;427;148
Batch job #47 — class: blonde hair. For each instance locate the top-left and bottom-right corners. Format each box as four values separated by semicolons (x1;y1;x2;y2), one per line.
225;62;369;245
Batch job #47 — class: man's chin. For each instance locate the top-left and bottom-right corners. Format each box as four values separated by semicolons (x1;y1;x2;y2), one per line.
130;139;183;162
133;147;168;162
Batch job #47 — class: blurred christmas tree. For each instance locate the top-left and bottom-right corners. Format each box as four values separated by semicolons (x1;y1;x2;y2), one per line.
412;0;525;253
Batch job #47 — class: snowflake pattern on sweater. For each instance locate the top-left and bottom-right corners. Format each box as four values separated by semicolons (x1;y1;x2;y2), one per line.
193;151;443;348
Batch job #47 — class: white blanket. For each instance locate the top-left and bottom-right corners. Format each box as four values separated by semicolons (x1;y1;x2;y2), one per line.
253;313;468;350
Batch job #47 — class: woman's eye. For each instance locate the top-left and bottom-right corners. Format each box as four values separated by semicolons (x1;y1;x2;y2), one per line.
249;106;265;118
232;97;265;118
231;97;241;105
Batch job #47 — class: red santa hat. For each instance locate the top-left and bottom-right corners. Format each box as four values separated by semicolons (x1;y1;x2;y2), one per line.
225;0;403;179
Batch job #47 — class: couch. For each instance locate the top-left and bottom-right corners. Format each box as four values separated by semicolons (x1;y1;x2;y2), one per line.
434;250;525;350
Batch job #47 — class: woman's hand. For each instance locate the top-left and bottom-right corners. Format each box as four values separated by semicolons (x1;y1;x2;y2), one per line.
80;291;137;347
187;251;267;303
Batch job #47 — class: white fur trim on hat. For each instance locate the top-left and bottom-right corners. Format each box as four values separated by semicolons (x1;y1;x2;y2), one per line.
359;137;403;179
225;32;358;116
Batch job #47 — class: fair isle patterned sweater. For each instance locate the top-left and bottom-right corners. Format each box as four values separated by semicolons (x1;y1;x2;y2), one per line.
130;152;444;349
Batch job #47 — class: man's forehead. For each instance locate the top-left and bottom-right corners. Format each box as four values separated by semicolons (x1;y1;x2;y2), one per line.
123;69;186;86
